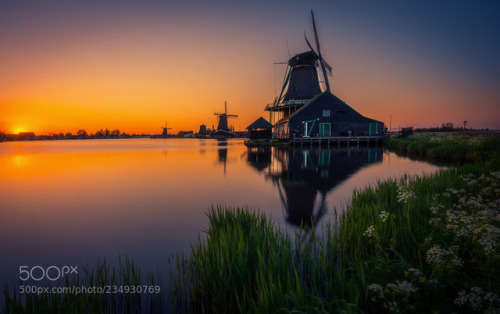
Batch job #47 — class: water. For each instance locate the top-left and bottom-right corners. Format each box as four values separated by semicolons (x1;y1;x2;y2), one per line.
0;138;440;286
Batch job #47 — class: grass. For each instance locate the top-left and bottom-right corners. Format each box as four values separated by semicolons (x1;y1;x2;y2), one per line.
385;132;500;165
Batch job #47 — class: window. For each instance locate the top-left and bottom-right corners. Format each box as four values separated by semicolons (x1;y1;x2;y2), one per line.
322;110;330;117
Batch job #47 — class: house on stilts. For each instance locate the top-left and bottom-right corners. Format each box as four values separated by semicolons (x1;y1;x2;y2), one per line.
262;11;384;145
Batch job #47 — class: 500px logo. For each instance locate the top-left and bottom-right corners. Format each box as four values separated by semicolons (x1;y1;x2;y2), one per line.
19;266;78;281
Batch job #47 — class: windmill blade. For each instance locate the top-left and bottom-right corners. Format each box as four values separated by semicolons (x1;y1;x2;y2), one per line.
310;11;332;75
214;112;224;115
323;59;333;75
304;32;319;58
306;32;332;76
311;10;331;91
311;10;322;55
227;114;238;118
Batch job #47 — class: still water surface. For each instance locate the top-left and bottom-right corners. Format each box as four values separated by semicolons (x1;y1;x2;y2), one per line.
0;138;440;284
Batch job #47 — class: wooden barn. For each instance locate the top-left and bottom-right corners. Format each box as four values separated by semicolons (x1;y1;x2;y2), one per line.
275;92;384;138
246;117;273;140
265;11;384;140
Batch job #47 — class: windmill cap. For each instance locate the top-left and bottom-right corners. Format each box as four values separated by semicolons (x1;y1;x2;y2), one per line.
289;50;318;66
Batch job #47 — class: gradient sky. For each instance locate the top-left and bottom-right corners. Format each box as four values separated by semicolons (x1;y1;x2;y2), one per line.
1;0;499;135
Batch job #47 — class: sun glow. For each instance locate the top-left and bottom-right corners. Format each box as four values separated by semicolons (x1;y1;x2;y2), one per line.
13;127;27;134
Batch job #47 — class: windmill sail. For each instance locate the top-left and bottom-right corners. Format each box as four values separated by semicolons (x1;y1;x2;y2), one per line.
310;10;331;91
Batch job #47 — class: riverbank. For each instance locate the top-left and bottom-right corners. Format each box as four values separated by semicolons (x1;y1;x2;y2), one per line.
385;132;500;164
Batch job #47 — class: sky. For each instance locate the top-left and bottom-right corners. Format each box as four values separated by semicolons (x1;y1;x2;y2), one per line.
1;0;499;135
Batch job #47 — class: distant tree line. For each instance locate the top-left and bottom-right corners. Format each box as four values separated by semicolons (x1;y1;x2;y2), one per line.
69;129;128;139
415;121;489;133
44;129;131;140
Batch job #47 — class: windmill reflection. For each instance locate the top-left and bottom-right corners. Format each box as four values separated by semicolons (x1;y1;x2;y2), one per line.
216;140;229;176
247;146;383;227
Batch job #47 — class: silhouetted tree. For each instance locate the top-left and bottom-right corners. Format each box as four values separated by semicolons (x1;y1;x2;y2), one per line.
441;122;454;131
95;129;104;138
105;128;110;138
111;129;120;137
65;132;72;138
77;129;87;138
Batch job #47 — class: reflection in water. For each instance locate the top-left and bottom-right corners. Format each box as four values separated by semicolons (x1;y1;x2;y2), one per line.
0;139;439;287
247;146;383;227
216;140;233;176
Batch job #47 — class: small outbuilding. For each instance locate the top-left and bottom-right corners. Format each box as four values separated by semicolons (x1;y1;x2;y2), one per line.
247;117;273;140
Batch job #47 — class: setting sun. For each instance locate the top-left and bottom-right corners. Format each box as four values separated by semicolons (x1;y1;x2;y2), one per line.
13;127;26;134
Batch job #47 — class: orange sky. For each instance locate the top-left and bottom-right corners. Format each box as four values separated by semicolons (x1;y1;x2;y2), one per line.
1;1;499;135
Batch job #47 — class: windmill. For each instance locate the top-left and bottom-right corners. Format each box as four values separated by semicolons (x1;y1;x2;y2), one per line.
161;122;172;137
214;101;238;133
266;10;333;126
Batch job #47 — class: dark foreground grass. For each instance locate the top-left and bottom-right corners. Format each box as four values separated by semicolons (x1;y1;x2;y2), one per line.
171;207;360;313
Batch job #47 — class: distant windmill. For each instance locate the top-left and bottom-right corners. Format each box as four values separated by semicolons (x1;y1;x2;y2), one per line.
214;101;238;132
161;122;172;137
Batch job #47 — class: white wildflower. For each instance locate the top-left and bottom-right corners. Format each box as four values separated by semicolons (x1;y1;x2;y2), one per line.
368;283;383;293
427;279;439;285
456;229;469;238
387;301;400;313
429;217;442;225
479;236;496;256
379;211;389;222
363;225;376;238
454;287;500;311
426;246;442;265
406;268;423;277
397;280;415;293
430;206;439;215
484;292;500;304
386;283;398;290
426;245;462;267
397;185;415;204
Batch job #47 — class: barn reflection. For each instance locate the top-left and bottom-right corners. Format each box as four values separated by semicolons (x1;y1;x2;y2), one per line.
247;146;383;227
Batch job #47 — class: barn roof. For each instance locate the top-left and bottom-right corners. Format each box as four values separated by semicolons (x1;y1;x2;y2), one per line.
247;117;273;130
288;91;383;124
